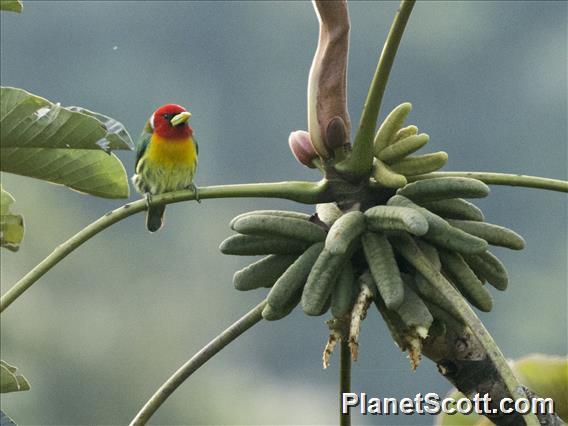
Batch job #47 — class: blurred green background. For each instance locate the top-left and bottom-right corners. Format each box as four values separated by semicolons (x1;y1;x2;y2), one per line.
1;1;566;425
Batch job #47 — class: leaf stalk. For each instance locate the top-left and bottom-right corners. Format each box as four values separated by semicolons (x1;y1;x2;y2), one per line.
129;300;266;425
336;0;416;180
0;180;328;313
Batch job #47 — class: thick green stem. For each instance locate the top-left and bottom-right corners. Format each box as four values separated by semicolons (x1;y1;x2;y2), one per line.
408;171;568;193
339;339;351;426
0;180;328;313
392;234;540;426
129;300;266;426
336;0;415;180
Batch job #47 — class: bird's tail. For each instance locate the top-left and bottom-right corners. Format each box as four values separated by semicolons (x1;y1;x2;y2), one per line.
147;204;166;232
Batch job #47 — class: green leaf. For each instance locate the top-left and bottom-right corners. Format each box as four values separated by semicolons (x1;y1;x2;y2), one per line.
513;354;568;421
0;185;24;252
1;87;133;151
1;87;132;198
0;410;17;426
0;360;30;393
66;106;133;152
1;149;129;199
0;0;22;13
0;184;15;215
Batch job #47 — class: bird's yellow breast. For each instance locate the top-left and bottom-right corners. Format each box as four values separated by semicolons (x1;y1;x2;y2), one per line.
146;134;197;168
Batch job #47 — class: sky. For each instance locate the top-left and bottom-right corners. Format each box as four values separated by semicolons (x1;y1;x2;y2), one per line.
1;1;566;425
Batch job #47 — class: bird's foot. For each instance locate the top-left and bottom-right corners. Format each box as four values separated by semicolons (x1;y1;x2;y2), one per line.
145;192;153;209
188;183;200;203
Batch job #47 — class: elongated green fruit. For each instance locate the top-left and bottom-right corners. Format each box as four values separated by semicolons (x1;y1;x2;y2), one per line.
411;273;463;321
425;226;488;255
447;220;525;250
373;284;408;350
325;211;366;255
230;210;311;228
262;304;285;321
362;232;404;310
372;159;408;188
267;242;324;311
423;300;466;327
469;265;487;284
232;214;325;243
389;152;448;176
397;177;490;202
464;251;508;291
365;205;428;236
262;289;302;321
219;234;309;255
393;125;418;142
301;249;346;316
419;198;485;222
389;234;473;322
315;294;332;316
234;254;298;291
331;261;356;318
316;203;342;226
439;250;493;312
378;133;429;163
416;239;441;271
397;277;433;337
387;195;488;254
373;102;412;155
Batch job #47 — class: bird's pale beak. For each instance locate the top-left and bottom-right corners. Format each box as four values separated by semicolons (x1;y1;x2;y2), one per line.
170;111;192;126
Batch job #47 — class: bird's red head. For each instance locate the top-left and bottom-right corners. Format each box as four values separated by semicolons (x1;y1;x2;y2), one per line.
150;104;193;139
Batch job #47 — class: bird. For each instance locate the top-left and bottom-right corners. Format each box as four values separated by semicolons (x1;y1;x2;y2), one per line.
132;104;199;232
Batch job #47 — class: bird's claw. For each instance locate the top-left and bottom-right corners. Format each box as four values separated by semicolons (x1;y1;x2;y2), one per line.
145;192;153;209
188;184;200;203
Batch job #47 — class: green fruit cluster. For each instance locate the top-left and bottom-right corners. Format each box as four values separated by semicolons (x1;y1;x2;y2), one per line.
219;103;525;364
372;102;448;188
219;176;523;327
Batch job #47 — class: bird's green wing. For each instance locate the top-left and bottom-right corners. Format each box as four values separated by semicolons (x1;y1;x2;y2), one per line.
193;137;199;156
134;131;152;170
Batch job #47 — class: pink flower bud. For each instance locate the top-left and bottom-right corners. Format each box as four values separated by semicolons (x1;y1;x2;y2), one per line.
289;130;318;168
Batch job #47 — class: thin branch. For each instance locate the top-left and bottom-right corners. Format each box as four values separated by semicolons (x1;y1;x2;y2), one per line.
129;300;267;426
0;180;328;313
339;339;351;426
336;0;416;180
408;171;568;193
